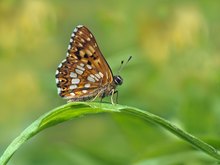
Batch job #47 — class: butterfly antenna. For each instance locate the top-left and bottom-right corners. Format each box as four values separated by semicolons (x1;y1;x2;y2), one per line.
117;56;132;74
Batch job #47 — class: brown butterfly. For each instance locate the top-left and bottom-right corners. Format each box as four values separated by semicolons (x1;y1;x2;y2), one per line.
55;25;130;104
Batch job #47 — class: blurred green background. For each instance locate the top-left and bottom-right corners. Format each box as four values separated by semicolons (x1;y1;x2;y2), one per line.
1;0;220;164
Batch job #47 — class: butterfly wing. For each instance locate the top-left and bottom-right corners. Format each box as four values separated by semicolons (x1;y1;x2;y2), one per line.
55;25;114;100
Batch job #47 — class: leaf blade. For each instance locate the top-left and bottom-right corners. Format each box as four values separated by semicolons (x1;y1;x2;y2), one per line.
0;102;219;165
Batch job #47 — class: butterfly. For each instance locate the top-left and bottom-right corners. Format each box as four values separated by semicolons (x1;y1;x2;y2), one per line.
55;25;129;104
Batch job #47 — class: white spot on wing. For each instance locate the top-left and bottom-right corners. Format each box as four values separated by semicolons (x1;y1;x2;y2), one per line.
70;92;75;96
73;27;78;33
86;65;92;69
57;88;61;94
71;78;80;84
76;65;85;71
84;83;90;88
82;90;87;93
70;38;73;43
55;70;59;75
58;63;62;68
99;72;104;78
62;59;66;63
66;52;69;57
70;72;77;78
55;78;59;84
70;84;77;89
68;44;71;50
87;76;95;82
95;73;101;79
80;63;84;67
77;25;83;28
90;74;98;81
75;68;83;75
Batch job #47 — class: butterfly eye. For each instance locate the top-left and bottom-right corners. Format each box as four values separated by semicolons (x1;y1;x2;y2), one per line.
113;75;123;85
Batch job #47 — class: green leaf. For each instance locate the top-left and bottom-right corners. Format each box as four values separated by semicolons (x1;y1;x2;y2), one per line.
135;150;215;165
0;102;220;165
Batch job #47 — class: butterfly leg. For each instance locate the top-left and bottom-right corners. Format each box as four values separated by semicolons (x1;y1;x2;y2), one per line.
110;89;115;105
114;90;118;104
100;96;103;103
91;89;104;102
110;90;119;105
95;76;105;103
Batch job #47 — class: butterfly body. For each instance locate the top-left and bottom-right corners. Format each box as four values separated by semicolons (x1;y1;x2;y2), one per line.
55;25;123;103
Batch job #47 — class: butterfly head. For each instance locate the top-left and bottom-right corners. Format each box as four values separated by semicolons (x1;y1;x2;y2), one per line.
114;56;131;86
113;75;123;85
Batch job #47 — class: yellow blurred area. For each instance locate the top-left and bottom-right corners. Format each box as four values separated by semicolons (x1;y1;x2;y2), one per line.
140;5;207;65
0;0;220;164
0;0;55;54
